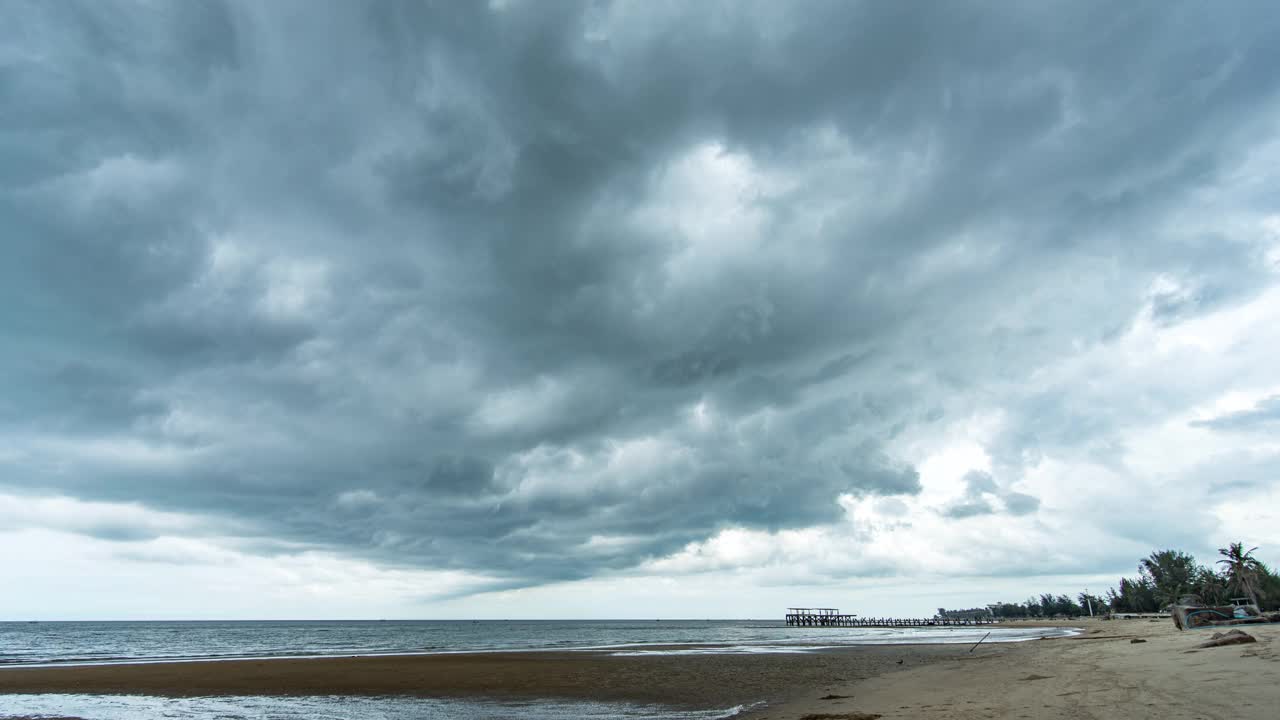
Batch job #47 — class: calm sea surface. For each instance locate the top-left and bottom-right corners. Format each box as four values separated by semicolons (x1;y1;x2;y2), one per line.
0;619;1073;666
0;620;1075;719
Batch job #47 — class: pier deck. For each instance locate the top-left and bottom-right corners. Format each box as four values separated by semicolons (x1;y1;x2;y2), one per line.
785;608;996;628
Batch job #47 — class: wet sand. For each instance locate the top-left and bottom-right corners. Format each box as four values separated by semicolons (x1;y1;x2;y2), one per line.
0;644;957;710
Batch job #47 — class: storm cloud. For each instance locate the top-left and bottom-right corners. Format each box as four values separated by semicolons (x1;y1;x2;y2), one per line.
4;0;1280;603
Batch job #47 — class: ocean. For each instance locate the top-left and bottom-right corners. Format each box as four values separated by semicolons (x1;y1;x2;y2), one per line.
0;620;1075;719
0;693;760;720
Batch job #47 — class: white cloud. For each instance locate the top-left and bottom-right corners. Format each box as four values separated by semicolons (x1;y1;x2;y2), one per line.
4;0;1280;619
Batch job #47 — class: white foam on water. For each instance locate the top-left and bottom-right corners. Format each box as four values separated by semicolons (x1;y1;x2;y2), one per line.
0;694;763;720
611;645;829;656
607;625;1079;655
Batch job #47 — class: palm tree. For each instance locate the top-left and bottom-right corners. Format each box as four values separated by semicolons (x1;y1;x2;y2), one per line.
1193;568;1226;606
1217;542;1263;607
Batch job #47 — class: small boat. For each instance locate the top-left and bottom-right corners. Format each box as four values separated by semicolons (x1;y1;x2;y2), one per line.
1170;596;1280;630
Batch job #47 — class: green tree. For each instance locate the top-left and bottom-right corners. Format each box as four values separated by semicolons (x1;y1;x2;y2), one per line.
1139;549;1199;607
1256;565;1280;610
1053;594;1082;616
1191;567;1227;606
1038;593;1055;616
1077;591;1106;616
1110;576;1157;613
987;601;1029;618
1217;542;1264;607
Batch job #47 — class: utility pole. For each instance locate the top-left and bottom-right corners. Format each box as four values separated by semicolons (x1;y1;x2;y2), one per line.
1085;588;1094;617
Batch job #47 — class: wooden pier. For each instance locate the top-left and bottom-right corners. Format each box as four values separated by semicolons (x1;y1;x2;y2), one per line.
785;607;996;628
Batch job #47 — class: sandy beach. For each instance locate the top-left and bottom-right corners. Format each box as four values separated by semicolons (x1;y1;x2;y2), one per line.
755;618;1280;720
2;619;1277;719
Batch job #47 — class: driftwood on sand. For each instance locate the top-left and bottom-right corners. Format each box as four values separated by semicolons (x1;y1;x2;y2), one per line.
1195;629;1258;649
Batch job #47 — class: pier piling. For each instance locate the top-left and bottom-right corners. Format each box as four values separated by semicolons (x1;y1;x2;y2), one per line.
784;608;996;628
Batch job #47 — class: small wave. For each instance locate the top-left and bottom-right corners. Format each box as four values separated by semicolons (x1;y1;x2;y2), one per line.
0;621;1081;669
0;694;767;719
709;701;768;718
611;645;828;656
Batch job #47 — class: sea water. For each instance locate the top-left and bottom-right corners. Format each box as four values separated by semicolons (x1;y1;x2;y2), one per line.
0;619;1073;666
0;693;762;719
0;620;1075;719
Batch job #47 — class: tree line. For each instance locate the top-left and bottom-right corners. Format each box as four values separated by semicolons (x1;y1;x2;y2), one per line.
938;542;1278;619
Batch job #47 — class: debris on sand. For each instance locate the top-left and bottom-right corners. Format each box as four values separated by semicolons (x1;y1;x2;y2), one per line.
799;714;882;720
1130;638;1147;644
1195;629;1257;649
1171;598;1279;630
819;694;853;700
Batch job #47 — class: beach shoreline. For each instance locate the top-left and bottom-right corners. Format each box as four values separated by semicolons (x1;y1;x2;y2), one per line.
4;619;1275;719
752;617;1280;719
0;642;958;710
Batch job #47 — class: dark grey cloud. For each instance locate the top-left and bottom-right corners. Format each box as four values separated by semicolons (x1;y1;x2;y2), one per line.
942;500;995;520
1002;492;1041;517
941;470;1037;519
4;0;1280;592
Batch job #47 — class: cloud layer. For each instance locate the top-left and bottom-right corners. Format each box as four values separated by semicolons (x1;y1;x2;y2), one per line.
4;1;1280;611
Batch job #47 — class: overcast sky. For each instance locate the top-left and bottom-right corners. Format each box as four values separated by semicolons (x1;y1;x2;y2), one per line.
3;1;1280;620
